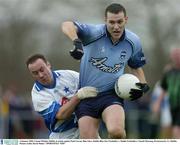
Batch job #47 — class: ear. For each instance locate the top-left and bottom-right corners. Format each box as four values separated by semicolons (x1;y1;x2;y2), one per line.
104;16;107;23
125;16;128;24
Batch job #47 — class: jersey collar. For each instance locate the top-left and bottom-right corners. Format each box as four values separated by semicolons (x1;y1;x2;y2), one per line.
35;71;60;91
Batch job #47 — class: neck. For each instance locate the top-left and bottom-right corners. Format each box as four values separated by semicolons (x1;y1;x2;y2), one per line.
111;37;120;44
111;30;125;44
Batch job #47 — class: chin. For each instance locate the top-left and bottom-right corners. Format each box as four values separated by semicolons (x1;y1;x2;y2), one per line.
112;34;120;38
40;80;48;85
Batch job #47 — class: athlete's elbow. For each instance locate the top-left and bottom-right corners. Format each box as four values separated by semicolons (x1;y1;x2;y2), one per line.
61;21;73;31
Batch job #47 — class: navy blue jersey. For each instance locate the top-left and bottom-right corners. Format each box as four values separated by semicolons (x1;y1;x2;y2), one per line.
74;22;146;92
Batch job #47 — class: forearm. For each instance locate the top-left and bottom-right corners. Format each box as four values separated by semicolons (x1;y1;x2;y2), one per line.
129;67;147;83
152;90;166;114
61;21;78;41
157;90;166;106
56;86;98;120
56;96;80;120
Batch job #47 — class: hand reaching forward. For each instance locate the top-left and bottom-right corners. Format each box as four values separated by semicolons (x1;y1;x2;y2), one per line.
76;87;98;99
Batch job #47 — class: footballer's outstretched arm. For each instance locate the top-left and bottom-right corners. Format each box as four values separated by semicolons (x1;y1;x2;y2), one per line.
56;86;98;120
56;96;80;120
129;67;147;83
61;21;78;41
61;21;84;60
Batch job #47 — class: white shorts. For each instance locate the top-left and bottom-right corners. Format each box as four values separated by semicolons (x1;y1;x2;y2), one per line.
49;127;79;139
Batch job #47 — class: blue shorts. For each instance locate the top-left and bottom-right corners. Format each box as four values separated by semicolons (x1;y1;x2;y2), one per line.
75;89;124;120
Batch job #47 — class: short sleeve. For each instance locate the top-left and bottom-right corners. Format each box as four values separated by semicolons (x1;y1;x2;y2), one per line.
32;89;54;112
128;37;146;68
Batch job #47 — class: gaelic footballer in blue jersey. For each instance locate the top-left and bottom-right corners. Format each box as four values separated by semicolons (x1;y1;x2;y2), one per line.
62;3;149;139
26;54;98;139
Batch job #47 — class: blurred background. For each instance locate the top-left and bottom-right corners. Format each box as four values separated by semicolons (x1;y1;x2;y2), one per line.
0;0;180;139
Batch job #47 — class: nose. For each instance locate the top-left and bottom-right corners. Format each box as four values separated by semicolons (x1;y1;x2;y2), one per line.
114;23;119;29
38;72;44;78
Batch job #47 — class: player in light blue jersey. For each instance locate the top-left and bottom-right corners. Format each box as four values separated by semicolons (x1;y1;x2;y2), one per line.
26;54;98;139
62;3;149;138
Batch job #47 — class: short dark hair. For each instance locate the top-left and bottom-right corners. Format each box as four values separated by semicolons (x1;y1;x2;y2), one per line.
105;3;126;17
26;54;47;67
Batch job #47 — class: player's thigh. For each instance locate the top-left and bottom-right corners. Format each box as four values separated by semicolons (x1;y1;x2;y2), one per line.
102;104;125;131
78;116;100;138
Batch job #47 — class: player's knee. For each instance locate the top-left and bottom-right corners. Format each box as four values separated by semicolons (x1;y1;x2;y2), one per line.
80;132;99;139
108;127;126;139
80;128;99;139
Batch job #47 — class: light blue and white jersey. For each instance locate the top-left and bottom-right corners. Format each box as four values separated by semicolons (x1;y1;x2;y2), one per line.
31;70;79;137
74;22;146;92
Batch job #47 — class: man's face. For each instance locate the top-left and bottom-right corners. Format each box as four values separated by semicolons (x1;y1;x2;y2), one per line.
105;11;128;42
28;58;52;85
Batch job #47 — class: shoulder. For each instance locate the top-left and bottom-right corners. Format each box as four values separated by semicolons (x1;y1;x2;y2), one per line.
125;29;140;40
74;21;105;33
74;22;106;40
54;70;79;82
125;29;141;47
31;86;53;112
89;23;106;34
55;70;79;77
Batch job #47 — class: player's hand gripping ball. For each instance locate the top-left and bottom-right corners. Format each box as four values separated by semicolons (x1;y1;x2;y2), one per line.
115;74;140;100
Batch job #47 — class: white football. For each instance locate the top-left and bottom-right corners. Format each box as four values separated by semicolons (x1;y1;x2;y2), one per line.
115;74;140;100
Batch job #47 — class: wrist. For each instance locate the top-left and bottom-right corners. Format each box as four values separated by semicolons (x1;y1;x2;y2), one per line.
73;38;82;44
76;89;83;99
73;95;81;102
73;38;80;41
143;84;150;93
